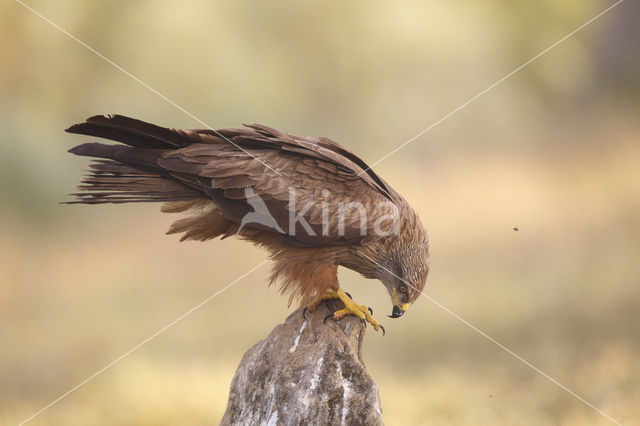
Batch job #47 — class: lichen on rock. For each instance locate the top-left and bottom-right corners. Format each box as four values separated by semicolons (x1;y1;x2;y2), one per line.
221;301;383;426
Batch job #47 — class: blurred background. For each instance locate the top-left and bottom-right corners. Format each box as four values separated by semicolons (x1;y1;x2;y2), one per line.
1;0;639;424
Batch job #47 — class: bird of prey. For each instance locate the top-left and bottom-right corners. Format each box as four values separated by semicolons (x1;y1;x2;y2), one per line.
66;115;429;332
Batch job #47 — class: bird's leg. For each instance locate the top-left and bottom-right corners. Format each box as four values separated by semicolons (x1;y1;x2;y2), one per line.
305;288;384;334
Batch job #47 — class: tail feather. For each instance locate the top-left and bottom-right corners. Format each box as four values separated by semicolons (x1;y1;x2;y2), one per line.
68;142;166;169
65;158;202;204
66;114;194;149
66;115;206;205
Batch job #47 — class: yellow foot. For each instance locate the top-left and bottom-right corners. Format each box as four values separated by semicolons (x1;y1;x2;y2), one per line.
303;288;385;335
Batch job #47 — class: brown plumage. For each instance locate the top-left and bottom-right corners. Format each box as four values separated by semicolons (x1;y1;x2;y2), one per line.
66;115;429;318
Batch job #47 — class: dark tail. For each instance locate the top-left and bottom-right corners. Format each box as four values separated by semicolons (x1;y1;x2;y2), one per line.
65;115;202;204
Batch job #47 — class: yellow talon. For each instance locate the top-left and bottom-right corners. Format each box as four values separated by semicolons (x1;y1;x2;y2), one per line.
306;288;384;334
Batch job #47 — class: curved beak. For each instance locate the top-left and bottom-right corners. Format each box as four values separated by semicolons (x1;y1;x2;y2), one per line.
388;303;409;318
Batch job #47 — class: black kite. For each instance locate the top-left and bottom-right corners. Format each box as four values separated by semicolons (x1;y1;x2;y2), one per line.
66;115;429;332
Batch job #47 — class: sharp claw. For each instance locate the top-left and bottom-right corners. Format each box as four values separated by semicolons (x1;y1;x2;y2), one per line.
309;290;383;335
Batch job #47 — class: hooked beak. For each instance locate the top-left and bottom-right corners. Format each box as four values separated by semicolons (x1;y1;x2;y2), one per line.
388;303;409;318
389;288;410;318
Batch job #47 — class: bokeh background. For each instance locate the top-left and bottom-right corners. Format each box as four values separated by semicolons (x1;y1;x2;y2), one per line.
1;1;639;424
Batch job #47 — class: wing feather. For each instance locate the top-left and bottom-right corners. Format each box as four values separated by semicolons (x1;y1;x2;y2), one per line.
67;114;400;247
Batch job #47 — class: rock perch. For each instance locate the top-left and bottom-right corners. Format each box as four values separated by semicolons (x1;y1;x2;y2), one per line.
221;301;383;425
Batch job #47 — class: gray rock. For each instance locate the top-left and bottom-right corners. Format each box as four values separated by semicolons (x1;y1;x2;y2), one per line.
221;301;383;426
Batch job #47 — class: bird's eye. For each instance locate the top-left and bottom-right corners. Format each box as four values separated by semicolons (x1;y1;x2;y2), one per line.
399;284;408;293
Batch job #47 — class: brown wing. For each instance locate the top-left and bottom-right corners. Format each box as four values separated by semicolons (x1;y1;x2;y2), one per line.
67;114;400;247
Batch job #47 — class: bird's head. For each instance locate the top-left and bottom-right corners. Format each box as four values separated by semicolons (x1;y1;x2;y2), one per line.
377;241;429;319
